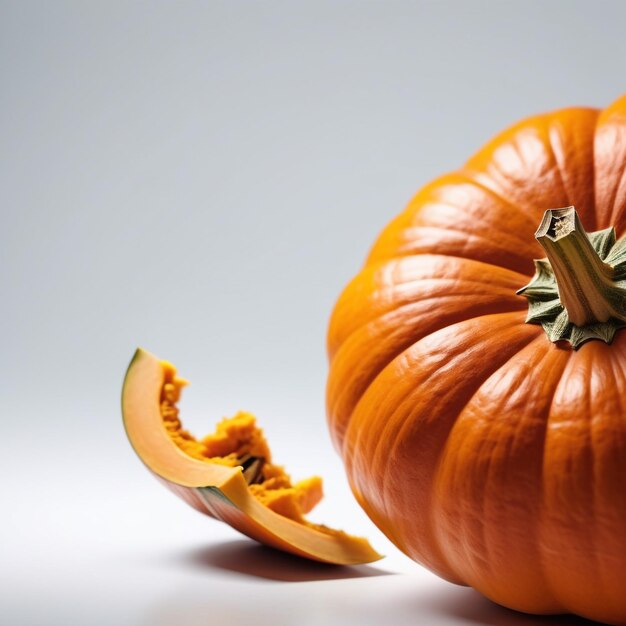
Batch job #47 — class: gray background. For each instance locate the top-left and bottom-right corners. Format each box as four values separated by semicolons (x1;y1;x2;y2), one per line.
2;1;623;624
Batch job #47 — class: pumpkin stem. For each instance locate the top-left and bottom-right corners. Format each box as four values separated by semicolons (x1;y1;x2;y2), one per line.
517;207;626;348
534;207;626;326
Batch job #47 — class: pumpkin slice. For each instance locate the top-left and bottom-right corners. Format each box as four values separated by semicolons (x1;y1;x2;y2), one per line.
121;348;381;564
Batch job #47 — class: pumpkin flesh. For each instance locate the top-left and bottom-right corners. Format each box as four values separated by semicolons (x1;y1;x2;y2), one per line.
123;348;381;565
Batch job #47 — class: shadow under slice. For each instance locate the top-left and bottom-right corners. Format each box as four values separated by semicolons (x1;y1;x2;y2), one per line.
172;538;393;582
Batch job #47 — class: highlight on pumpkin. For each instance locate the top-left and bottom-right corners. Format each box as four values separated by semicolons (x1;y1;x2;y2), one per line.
159;363;324;526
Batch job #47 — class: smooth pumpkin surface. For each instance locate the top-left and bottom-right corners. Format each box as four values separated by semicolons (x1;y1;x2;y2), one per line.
123;348;380;565
327;95;626;624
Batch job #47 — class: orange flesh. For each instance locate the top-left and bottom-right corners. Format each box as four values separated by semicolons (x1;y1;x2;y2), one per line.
160;362;325;526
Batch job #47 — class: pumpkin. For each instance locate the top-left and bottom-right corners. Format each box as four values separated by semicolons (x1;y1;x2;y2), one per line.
327;95;626;624
121;348;380;564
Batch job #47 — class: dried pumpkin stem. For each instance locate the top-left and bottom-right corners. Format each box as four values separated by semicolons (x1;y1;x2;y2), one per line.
535;207;626;326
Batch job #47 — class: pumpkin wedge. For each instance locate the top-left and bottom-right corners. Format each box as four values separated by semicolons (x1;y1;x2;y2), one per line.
121;347;381;565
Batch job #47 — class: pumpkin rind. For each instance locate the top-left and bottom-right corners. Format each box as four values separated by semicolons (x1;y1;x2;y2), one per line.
327;95;626;624
123;348;381;565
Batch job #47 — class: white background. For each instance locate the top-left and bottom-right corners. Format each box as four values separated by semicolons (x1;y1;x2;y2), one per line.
2;1;622;624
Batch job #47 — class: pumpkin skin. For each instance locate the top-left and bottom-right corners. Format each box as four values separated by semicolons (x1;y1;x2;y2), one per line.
327;95;626;624
122;348;381;565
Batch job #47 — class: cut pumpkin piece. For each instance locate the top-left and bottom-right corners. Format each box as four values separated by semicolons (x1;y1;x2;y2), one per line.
121;348;381;564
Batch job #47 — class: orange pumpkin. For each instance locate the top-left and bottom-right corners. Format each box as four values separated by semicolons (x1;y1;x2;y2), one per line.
327;94;626;624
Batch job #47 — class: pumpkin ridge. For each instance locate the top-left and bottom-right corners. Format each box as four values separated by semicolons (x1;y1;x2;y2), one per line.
343;313;538;577
431;335;570;610
546;126;573;212
328;254;530;357
530;340;573;615
378;318;540;577
541;108;600;231
584;341;626;619
603;336;626;611
539;348;599;616
596;100;626;229
430;335;549;593
587;346;608;605
366;225;536;277
455;171;540;235
327;255;524;435
328;298;530;451
361;253;532;289
587;106;601;232
460;107;599;231
365;172;539;276
608;163;626;229
460;160;545;230
594;96;626;232
494;337;569;612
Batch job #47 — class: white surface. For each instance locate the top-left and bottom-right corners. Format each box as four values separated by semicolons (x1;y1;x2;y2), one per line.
2;420;593;626
2;1;623;624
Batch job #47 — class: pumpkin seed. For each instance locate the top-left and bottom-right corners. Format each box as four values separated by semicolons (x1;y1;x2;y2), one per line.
239;454;265;485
